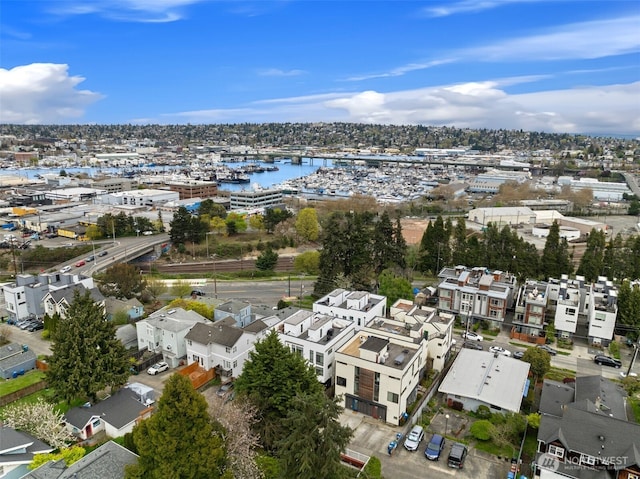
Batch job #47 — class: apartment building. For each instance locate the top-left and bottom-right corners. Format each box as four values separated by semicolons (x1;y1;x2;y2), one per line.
437;266;517;328
546;275;589;339
278;310;356;387
313;289;386;330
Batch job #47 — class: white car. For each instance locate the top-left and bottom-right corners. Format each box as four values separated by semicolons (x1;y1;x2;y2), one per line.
489;346;512;357
620;371;638;378
60;265;72;273
147;362;169;375
462;331;483;342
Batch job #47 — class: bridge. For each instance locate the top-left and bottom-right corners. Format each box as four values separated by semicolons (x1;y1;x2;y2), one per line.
220;151;534;171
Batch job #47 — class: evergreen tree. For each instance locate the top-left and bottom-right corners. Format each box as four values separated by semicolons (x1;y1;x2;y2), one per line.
234;331;322;451
616;280;640;341
577;229;607;282
451;217;468;266
602;234;627;281
277;394;353;479
168;206;191;245
540;221;572;278
418;216;450;274
255;247;278;271
127;374;225;479
372;211;396;274
393;217;408;269
47;291;130;404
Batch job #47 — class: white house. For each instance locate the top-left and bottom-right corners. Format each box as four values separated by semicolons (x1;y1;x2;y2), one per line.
389;299;455;371
42;284;105;319
438;349;530;414
135;307;208;367
587;277;618;346
313;289;386;330
546;275;588;339
277;309;356;387
184;315;280;379
334;331;424;426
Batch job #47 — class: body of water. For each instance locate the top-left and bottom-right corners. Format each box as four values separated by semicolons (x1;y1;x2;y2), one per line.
0;158;337;191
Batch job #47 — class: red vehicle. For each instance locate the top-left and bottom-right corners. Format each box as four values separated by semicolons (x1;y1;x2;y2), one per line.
75;260;86;267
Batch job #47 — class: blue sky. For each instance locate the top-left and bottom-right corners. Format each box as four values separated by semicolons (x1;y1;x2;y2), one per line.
1;0;639;135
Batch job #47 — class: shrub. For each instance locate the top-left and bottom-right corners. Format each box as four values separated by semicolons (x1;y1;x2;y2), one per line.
41;330;50;340
470;420;494;441
476;405;492;419
362;456;382;479
609;341;621;360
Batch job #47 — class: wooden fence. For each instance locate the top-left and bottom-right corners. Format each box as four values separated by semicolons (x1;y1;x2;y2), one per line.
0;380;48;407
178;362;215;390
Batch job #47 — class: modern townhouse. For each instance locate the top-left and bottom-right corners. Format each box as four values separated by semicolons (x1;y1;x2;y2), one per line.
510;280;550;345
546;275;589;340
437;266;517;328
389;299;455;372
214;299;256;328
587;277;618;347
334;324;425;425
135;307;208;368
313;288;386;330
278;309;356;387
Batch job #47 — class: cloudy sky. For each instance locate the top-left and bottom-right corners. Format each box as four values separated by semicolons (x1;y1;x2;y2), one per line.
1;0;639;135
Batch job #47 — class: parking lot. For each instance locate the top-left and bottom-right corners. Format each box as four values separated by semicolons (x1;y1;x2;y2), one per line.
342;410;512;479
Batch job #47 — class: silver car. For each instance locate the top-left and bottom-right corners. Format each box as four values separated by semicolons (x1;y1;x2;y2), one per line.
404;425;424;451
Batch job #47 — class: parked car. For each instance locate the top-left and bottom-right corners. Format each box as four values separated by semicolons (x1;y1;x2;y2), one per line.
216;382;234;397
98;250;108;257
142;231;154;236
147;362;170;375
404;425;425;451
75;260;86;267
537;344;558;356
448;442;468;468
60;265;72;273
462;331;483;342
425;434;445;460
463;341;483;351
489;346;511;357
513;350;525;360
27;322;44;332
191;290;205;296
594;355;622;368
20;320;37;330
620;371;638;378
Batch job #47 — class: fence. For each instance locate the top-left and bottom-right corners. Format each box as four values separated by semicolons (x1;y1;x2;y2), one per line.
0;380;48;407
178;362;215;390
128;349;164;374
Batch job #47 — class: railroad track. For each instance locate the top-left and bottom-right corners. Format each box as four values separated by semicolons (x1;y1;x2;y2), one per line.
138;256;296;274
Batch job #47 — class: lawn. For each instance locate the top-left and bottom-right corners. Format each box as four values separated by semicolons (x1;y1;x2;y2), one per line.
0;370;46;396
544;367;576;382
473;439;516;459
629;397;640;423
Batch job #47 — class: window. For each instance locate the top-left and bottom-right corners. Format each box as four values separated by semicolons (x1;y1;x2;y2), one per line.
374;372;380;402
315;366;323;376
580;455;595;466
224;360;231;369
233;346;237;353
530;305;543;314
336;376;346;387
490;298;502;306
595;313;606;321
309;351;314;362
233;360;237;368
225;346;232;353
327;348;333;355
547;444;564;459
489;310;499;318
316;352;324;367
92;419;101;428
290;344;303;356
188;340;192;346
565;307;576;315
387;392;399;403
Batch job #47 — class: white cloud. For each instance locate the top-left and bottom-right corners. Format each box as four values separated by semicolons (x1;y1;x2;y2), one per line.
50;0;206;22
258;68;306;77
424;0;542;18
348;15;639;81
0;63;103;124
163;80;640;135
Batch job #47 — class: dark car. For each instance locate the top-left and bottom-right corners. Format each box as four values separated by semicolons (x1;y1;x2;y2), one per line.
425;434;445;461
191;290;205;296
27;322;44;332
98;250;108;257
86;255;95;262
448;442;468;468
463;341;483;351
594;354;622;368
537;344;558;356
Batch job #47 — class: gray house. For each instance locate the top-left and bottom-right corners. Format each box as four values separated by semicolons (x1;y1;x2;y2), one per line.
0;343;37;379
0;426;54;478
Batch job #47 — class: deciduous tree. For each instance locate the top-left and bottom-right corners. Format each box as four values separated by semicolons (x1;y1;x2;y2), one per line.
295;207;319;242
98;263;146;300
2;398;75;449
522;347;551;386
47;291;130;403
29;446;86;470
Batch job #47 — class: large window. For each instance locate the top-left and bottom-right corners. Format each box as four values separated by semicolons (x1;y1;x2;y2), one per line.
387;392;399;403
547;444;564;459
336;376;347;387
316;352;324;366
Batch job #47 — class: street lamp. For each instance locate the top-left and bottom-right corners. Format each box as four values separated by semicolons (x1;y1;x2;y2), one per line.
445;414;449;436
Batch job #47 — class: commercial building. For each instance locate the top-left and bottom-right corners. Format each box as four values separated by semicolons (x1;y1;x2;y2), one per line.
229;189;283;210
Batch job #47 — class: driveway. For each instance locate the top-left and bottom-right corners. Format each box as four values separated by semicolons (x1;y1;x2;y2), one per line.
342;410;511;479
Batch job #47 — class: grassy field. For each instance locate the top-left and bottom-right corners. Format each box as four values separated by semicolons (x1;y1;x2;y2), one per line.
0;370;45;396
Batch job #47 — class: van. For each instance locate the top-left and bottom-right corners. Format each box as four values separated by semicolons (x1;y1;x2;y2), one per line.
447;442;468;468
